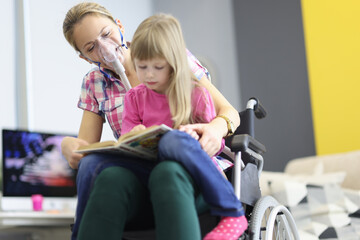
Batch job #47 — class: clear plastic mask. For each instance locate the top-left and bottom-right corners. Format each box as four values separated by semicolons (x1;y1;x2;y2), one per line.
97;37;124;64
83;27;131;91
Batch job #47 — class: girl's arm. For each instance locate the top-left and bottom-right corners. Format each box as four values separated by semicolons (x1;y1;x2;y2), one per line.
61;110;103;169
180;76;240;156
121;90;142;135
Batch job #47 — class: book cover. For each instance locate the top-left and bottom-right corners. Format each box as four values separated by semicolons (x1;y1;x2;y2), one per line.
75;124;172;160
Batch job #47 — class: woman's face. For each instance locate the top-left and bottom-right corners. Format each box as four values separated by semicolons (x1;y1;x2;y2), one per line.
73;14;125;70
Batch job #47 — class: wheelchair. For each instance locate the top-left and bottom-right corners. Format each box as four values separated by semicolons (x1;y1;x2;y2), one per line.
225;97;300;240
121;97;300;240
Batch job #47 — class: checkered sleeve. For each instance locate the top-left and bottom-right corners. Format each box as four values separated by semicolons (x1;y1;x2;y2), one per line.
186;49;211;81
77;69;105;118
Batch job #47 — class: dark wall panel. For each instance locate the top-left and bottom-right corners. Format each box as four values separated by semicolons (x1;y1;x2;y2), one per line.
233;1;315;171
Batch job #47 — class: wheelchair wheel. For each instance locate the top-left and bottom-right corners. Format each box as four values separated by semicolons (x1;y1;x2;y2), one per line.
249;196;299;240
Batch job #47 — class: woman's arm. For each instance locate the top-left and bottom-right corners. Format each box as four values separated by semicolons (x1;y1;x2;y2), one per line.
61;110;104;169
78;110;104;142
180;76;240;156
199;76;240;130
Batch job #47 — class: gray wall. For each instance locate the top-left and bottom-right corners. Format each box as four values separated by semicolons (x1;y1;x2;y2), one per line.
153;0;241;110
233;1;316;171
154;0;316;171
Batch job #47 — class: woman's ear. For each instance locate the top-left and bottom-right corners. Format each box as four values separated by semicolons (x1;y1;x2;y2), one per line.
115;19;125;34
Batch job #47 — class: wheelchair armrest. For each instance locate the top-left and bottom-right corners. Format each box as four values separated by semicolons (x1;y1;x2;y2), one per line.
230;134;266;154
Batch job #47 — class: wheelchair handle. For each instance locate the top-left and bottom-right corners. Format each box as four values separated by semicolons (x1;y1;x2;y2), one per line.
230;134;266;154
247;97;267;119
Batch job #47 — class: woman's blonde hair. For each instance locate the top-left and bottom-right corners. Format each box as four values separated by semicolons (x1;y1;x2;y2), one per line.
131;13;197;129
63;2;114;52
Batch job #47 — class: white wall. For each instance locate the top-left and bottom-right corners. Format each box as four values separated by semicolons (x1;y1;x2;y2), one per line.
25;0;153;140
1;0;239;146
0;0;16;161
0;0;16;130
0;0;153;159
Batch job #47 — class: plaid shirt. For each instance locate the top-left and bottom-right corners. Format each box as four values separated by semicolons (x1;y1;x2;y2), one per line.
78;49;210;139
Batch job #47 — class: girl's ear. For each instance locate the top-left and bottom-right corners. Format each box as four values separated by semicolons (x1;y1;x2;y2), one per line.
115;19;125;34
79;54;92;64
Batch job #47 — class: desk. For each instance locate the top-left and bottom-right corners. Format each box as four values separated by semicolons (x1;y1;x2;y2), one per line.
0;211;74;240
0;210;74;227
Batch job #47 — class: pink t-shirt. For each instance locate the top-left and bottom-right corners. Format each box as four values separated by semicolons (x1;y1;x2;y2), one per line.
121;84;172;133
122;84;215;132
122;84;225;157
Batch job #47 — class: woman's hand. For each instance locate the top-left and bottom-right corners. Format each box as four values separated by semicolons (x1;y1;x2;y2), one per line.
179;123;223;156
130;124;146;133
61;136;89;169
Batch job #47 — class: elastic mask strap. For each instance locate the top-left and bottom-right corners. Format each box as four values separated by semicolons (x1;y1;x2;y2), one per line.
83;55;111;79
119;29;127;49
115;19;128;49
97;62;112;79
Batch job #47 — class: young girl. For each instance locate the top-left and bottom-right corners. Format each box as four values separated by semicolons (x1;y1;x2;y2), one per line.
122;13;248;240
62;2;241;240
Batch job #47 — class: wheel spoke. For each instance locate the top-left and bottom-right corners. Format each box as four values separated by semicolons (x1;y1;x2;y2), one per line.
248;196;300;240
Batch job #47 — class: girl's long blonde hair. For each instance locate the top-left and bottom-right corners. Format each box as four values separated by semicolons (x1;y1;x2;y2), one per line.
131;13;197;129
63;2;115;52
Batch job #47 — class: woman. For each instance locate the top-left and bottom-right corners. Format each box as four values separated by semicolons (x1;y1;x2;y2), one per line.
61;2;240;240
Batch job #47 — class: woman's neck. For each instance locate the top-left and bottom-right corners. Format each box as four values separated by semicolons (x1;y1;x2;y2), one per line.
123;49;141;88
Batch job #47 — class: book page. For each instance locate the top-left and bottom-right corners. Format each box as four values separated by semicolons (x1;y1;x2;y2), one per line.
117;125;161;143
75;124;172;159
118;125;172;155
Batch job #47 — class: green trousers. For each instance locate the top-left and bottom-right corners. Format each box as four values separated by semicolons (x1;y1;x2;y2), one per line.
77;161;208;240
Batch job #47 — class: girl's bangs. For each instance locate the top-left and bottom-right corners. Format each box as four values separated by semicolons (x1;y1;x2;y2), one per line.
133;31;165;60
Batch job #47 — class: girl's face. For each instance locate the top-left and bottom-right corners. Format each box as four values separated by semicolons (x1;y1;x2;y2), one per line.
134;57;172;94
73;14;125;70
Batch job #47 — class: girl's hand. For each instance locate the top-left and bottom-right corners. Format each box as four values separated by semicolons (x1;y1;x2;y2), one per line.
179;123;223;156
179;125;200;140
130;124;146;132
61;136;89;169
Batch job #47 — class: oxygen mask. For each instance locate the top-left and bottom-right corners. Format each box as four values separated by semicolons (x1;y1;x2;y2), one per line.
96;37;131;91
97;38;124;64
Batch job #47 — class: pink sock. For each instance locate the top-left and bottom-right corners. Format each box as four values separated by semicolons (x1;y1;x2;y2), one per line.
203;215;248;240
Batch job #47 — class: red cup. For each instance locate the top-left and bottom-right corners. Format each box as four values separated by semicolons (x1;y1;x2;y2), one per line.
31;194;43;211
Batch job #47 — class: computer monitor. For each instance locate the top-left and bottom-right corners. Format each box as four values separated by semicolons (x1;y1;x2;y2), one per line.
1;129;77;211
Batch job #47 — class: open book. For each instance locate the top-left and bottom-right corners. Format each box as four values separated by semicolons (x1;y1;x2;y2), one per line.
76;124;172;160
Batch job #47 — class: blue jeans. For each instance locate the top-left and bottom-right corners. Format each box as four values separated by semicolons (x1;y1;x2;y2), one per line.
158;130;244;217
72;152;155;240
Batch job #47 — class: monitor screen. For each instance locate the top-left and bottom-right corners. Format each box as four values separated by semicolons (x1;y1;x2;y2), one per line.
2;129;77;197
